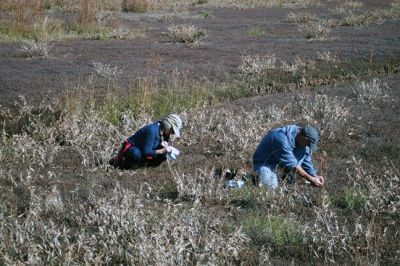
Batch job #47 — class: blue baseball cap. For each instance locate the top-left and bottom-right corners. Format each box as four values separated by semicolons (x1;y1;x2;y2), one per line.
301;126;319;151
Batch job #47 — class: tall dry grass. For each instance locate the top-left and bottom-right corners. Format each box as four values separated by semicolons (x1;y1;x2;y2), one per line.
209;0;320;9
0;0;143;41
0;22;399;262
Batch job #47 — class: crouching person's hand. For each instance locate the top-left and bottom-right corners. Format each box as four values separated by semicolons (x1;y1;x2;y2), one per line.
311;175;325;187
161;141;169;148
156;146;168;155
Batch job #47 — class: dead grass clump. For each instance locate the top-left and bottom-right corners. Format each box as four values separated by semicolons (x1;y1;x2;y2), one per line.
208;0;319;9
317;51;339;63
344;0;363;9
238;54;277;76
281;56;315;74
299;21;330;40
351;78;389;104
166;24;206;44
122;0;148;13
341;11;383;27
21;40;52;57
93;61;123;81
296;94;349;139
332;3;400;27
349;158;400;214
286;11;316;24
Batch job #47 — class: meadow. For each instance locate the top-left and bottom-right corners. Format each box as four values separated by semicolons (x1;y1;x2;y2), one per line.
0;0;399;264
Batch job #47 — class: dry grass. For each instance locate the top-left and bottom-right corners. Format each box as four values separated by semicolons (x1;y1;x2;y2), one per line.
238;54;315;77
351;78;389;104
286;11;316;24
298;21;331;40
317;51;339;63
0;0;145;41
20;40;52;57
238;54;277;76
208;0;320;9
281;56;316;74
122;0;148;13
0;74;399;264
329;1;400;27
166;24;207;44
1;1;400;264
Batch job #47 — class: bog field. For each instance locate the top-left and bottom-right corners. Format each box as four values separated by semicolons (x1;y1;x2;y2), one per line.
0;0;399;264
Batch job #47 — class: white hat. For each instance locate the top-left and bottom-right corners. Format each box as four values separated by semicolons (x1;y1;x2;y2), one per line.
161;114;183;138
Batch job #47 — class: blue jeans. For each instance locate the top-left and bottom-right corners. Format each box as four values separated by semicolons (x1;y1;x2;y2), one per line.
256;166;296;189
258;166;279;189
123;146;166;169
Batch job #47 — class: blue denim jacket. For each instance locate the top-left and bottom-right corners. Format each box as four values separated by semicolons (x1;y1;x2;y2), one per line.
253;125;316;176
127;122;163;158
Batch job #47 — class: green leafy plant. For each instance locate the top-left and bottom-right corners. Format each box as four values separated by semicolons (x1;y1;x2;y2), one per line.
200;10;213;18
243;213;303;247
246;27;266;37
334;188;367;211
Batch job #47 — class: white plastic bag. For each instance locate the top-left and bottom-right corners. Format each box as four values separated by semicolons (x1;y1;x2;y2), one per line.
167;146;180;160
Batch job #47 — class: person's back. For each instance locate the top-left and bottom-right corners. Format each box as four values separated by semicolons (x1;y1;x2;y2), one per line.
252;124;323;189
127;122;165;158
253;125;304;172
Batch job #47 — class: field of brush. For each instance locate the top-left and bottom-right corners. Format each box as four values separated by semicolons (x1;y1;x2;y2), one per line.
0;0;399;264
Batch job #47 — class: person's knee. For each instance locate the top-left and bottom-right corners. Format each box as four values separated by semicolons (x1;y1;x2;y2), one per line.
123;147;142;169
259;167;279;189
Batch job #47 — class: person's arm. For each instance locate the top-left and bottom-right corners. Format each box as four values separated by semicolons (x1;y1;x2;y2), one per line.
300;148;324;187
301;148;317;176
277;141;324;187
275;141;299;170
156;141;168;155
142;127;167;157
295;165;324;187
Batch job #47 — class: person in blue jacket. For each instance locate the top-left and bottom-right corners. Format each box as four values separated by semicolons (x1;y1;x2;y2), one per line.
113;114;183;170
253;125;325;189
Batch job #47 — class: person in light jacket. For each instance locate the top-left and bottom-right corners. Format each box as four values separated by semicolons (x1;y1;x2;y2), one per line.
253;125;325;189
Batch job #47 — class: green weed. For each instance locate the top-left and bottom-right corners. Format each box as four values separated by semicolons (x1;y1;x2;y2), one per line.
0;132;14;163
246;27;266;37
200;10;213;18
243;213;303;247
334;188;366;211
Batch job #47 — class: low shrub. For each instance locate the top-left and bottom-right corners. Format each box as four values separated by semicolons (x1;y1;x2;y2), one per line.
166;24;206;44
238;54;276;76
21;40;52;57
286;11;316;24
299;21;331;40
